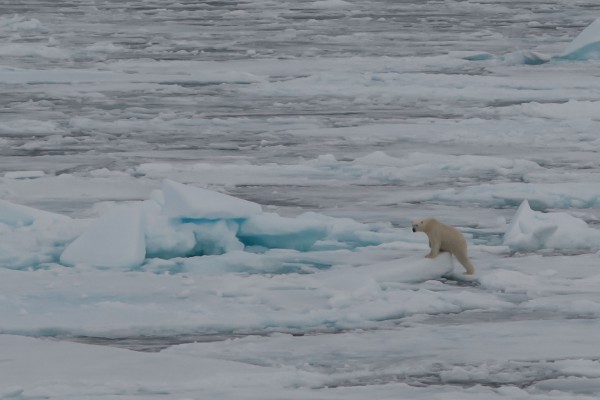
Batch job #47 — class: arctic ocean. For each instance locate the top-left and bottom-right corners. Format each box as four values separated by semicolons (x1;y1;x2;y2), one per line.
2;1;600;398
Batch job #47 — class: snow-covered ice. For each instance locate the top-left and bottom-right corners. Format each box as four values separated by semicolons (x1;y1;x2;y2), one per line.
161;179;262;220
60;205;146;269
2;1;600;399
561;18;600;60
355;252;456;284
503;200;600;252
0;198;69;227
51;181;409;263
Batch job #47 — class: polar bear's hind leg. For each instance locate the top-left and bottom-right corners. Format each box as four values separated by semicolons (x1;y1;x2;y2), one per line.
454;250;475;275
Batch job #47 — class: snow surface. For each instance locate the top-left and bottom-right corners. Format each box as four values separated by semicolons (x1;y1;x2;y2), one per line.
2;1;600;399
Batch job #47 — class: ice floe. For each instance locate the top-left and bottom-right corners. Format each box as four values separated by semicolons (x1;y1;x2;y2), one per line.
353;252;455;284
161;179;262;220
238;212;329;251
561;18;600;61
0;181;409;270
60;205;146;269
0;198;69;227
0;199;77;269
503;200;600;252
459;18;600;64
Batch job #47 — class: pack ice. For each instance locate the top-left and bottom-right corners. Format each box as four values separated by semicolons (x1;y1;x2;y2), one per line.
0;180;455;281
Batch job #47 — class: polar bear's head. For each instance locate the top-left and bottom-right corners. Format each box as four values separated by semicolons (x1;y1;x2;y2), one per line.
412;219;428;232
412;218;440;233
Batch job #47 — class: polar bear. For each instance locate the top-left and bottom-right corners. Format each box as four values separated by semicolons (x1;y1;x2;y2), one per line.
412;218;475;275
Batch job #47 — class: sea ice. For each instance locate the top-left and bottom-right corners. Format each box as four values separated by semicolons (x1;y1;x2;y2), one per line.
421;182;600;209
0;334;310;400
144;212;198;259
359;252;455;284
0;200;77;269
0;15;44;32
561;18;600;60
503;200;600;252
60;205;146;269
135;151;543;190
161;179;262;220
458;18;600;64
310;0;353;8
49;181;405;267
3;170;45;179
190;219;244;256
0;198;69;227
144;196;245;259
239;212;329;251
4;2;600;398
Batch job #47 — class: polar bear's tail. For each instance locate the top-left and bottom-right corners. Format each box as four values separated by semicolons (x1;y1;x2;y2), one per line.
454;252;475;275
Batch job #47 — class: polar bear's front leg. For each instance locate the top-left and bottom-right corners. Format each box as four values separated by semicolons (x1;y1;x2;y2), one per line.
425;235;440;258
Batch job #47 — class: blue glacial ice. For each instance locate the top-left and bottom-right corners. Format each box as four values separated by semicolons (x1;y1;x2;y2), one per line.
503;200;600;252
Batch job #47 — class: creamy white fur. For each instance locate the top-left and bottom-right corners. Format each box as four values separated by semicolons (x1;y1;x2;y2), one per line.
412;218;475;275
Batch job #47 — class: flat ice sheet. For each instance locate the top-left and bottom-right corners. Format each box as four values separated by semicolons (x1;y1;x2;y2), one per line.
357;252;456;284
